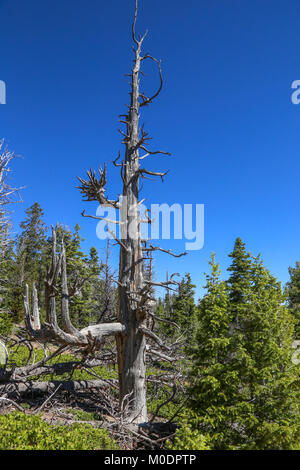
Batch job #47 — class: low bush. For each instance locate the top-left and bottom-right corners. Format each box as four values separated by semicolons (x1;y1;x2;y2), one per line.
0;412;119;450
166;417;210;450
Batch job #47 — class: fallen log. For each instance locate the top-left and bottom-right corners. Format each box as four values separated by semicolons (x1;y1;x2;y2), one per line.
0;359;108;383
0;378;118;397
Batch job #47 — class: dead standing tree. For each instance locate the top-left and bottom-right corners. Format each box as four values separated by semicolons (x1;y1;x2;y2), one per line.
0;141;22;321
0;140;21;249
24;0;185;424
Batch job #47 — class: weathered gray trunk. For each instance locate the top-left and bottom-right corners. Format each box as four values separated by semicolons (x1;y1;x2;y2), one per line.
116;37;147;423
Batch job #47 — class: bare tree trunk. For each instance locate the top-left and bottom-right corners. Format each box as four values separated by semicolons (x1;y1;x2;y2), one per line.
77;0;183;423
24;0;184;425
116;16;147;422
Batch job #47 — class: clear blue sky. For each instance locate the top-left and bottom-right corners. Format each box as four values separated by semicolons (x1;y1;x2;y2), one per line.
0;0;299;298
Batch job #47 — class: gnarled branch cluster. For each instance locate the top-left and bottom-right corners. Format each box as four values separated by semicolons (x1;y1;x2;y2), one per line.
24;227;124;352
77;164;120;209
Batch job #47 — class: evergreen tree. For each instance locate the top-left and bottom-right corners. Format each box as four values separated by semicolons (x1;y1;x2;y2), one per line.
94;241;117;324
158;273;197;341
0;229;15;335
286;262;300;337
227;237;252;304
155;297;165;320
11;203;47;322
71;243;103;328
17;202;47;282
173;273;197;333
50;224;104;329
187;243;300;450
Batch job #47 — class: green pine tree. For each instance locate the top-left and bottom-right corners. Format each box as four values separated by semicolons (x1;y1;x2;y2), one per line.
286;262;300;337
0;229;15;335
51;224;104;329
158;273;197;342
17;202;47;280
12;203;47;322
187;242;300;450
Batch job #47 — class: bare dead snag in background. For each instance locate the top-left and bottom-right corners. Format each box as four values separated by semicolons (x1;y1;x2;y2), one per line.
0;140;22;231
0;141;22;309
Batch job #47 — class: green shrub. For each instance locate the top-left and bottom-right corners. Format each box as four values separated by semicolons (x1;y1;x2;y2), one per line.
7;345;118;382
0;412;119;450
0;312;13;337
64;408;101;422
166;418;210;450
